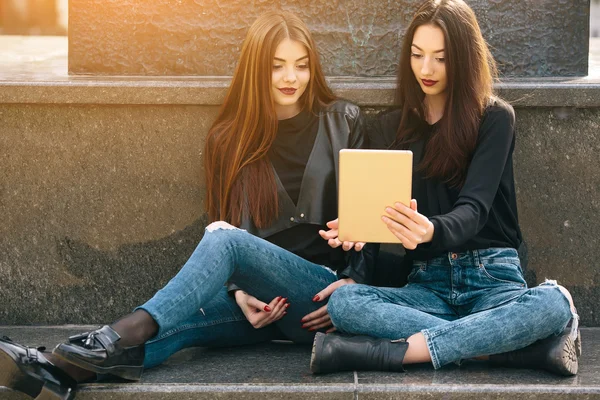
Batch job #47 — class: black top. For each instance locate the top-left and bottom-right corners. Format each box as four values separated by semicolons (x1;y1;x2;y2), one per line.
371;98;522;260
269;109;319;204
266;110;345;270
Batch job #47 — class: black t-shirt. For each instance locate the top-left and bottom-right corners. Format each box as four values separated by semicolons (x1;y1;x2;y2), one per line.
266;110;345;269
371;99;522;260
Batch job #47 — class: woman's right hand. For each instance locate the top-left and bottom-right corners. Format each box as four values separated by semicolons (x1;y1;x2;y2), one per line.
234;290;289;329
319;218;366;251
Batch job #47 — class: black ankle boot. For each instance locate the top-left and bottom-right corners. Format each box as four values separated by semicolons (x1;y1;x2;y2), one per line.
490;328;581;376
310;332;409;374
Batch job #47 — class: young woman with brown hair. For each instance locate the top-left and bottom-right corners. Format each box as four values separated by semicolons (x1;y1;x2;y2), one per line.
0;11;373;399
314;0;580;376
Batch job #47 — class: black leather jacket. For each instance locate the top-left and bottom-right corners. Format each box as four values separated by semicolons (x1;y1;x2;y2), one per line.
237;100;376;284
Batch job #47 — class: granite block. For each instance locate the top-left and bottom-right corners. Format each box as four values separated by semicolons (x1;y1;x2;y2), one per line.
1;105;600;325
2;37;600;107
68;0;589;77
1;38;600;325
1;327;599;400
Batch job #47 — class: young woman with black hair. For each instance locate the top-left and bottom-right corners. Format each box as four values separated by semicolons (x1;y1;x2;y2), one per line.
314;0;580;377
0;11;374;399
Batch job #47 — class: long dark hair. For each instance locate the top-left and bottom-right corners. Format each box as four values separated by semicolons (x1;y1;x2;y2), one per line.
204;11;336;228
394;0;497;187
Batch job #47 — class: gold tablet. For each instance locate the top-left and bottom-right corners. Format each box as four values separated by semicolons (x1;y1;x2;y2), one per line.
338;149;413;243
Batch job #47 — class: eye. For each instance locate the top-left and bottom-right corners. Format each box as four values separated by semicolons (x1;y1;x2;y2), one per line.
272;64;283;70
411;53;423;59
436;57;445;63
296;63;309;69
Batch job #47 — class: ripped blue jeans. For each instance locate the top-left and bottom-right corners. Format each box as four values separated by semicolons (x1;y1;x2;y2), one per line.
328;248;576;369
137;222;338;369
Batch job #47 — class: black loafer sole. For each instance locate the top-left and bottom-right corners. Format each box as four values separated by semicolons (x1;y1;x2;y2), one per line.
53;344;143;381
0;341;75;400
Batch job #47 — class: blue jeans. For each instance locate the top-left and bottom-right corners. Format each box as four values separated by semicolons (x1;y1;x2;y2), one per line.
137;224;339;369
328;248;574;369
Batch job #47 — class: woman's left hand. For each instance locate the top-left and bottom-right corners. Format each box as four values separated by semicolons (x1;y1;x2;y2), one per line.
301;278;356;333
382;199;434;250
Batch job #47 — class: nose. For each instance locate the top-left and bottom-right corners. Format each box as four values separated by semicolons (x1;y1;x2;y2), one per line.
421;56;433;76
283;66;297;83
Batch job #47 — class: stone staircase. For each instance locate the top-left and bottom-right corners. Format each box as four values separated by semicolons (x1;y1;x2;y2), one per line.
1;326;599;399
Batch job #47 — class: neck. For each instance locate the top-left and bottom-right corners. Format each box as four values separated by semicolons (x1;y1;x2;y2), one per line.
275;104;302;120
424;92;446;125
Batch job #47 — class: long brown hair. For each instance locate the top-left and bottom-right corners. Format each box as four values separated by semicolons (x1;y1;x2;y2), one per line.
204;11;335;228
394;0;497;187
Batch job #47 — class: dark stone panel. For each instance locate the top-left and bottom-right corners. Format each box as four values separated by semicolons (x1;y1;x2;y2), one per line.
1;105;599;325
513;107;600;327
0;104;216;324
68;0;589;77
1;326;599;400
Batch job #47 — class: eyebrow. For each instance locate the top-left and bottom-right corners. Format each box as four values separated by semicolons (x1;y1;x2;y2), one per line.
411;44;444;53
274;55;309;62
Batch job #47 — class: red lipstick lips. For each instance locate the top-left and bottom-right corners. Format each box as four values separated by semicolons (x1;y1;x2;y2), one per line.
279;88;297;95
421;79;438;87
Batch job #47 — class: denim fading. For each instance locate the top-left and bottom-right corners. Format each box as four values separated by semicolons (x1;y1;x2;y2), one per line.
328;247;574;369
137;224;339;369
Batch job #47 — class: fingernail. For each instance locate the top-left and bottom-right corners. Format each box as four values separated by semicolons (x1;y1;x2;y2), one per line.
308;328;315;332
276;296;281;301
285;303;290;308
282;298;287;302
313;295;320;302
386;207;391;213
283;312;287;315
264;306;271;312
301;324;308;329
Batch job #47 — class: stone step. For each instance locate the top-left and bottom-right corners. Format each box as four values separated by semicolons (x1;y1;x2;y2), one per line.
1;326;599;399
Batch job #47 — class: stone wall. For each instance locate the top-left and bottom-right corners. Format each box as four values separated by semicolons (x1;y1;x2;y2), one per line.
68;0;589;77
1;96;599;325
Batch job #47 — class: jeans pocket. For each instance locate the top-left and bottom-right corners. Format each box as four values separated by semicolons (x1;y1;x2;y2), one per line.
479;261;526;287
407;261;428;282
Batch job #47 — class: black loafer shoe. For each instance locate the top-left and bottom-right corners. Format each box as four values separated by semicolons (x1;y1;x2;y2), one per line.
310;332;409;374
52;326;144;381
0;336;77;400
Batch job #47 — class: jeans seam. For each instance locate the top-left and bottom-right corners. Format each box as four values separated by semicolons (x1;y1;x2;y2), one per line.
150;315;248;343
478;263;525;287
153;233;286;328
148;231;333;333
151;231;240;327
422;329;441;369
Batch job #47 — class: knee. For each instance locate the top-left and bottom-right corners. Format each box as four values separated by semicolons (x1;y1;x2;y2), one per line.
556;285;575;311
328;284;370;327
200;221;247;250
534;284;573;327
206;221;238;232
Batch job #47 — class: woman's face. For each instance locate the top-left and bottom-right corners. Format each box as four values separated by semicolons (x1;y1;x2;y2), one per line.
271;38;311;120
410;24;448;99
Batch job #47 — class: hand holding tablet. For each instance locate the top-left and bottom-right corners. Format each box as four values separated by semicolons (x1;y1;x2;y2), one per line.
336;149;434;247
338;149;413;243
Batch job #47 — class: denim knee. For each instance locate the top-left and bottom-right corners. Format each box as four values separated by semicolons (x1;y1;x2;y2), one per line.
203;221;247;246
328;284;376;330
328;284;362;328
531;284;573;335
